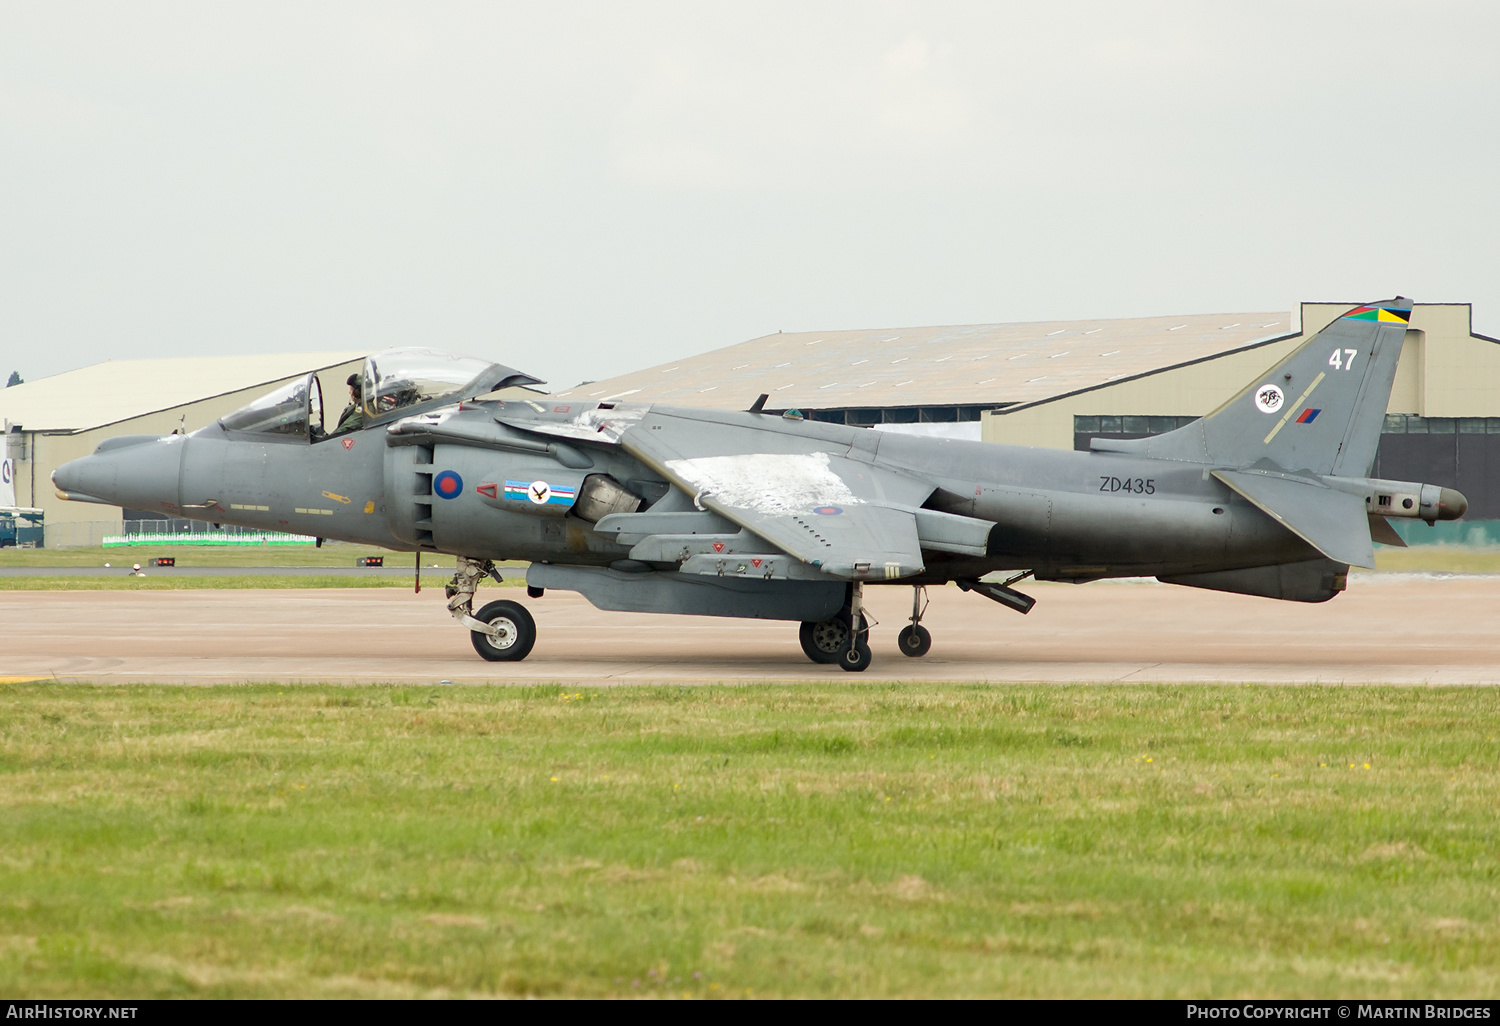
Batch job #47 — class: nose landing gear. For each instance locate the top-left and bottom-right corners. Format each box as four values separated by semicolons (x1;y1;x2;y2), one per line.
446;555;538;662
470;599;537;661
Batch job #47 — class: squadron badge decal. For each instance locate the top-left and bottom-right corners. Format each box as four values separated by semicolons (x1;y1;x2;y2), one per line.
1254;384;1285;415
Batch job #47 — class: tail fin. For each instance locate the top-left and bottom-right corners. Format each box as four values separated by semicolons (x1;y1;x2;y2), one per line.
1096;298;1411;475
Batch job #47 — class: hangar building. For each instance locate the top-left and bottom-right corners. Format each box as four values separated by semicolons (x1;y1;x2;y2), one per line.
569;301;1500;524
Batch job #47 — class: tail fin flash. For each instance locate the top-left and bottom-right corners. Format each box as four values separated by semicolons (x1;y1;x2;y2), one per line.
1098;299;1411;475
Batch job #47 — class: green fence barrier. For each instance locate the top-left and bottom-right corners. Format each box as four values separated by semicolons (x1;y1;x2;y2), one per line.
1387;519;1500;548
102;533;316;547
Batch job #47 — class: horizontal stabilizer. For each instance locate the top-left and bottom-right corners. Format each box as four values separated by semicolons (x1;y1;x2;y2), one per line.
1213;469;1375;569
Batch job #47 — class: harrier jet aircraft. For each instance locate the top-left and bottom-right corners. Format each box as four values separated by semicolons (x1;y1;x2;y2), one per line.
53;298;1466;670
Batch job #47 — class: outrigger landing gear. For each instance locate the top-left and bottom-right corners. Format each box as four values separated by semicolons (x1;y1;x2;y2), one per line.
447;555;538;662
839;583;873;672
797;583;873;672
897;585;932;657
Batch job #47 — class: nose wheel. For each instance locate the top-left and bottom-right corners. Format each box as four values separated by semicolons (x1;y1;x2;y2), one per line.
447;555;539;662
470;599;537;662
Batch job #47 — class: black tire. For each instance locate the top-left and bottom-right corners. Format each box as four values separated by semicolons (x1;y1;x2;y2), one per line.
897;624;932;658
470;600;537;662
800;617;849;664
838;639;873;672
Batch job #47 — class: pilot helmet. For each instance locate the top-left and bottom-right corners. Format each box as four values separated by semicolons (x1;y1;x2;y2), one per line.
346;372;363;397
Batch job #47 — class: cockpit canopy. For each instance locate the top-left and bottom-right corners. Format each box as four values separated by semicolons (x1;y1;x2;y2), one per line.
217;347;543;442
217;375;324;438
359;349;498;420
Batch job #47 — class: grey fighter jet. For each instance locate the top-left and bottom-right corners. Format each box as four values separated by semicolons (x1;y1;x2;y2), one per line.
52;299;1467;671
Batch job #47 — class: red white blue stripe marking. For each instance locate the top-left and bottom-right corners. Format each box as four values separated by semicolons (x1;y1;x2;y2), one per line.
505;479;577;507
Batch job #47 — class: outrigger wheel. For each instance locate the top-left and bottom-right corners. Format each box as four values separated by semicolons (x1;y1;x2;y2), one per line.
897;624;932;658
470;599;537;662
898;584;932;657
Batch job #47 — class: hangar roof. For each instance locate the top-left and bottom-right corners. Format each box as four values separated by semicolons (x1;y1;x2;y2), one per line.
552;311;1291;411
0;352;366;433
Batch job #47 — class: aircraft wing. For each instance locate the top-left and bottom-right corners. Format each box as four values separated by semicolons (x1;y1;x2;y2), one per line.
619;410;934;580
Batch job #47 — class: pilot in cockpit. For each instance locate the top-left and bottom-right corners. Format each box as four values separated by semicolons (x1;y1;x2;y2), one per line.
334;373;364;434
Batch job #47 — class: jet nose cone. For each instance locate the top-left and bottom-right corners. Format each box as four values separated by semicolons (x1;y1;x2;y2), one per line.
52;434;185;509
1437;487;1468;521
52;457;111;504
51;462;78;495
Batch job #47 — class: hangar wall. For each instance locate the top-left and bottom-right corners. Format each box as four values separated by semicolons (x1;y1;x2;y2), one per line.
981;303;1496;445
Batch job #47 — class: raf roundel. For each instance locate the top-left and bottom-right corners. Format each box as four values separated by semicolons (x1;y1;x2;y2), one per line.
814;505;843;516
433;470;464;500
1253;384;1285;415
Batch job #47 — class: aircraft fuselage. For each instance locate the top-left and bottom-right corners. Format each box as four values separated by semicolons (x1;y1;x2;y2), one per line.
65;400;1316;583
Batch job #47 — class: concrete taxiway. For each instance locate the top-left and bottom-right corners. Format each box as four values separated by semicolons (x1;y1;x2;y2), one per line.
2;574;1497;685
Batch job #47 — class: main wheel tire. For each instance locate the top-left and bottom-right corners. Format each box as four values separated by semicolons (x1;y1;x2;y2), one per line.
838;638;873;672
897;624;932;658
800;617;850;664
470;599;537;662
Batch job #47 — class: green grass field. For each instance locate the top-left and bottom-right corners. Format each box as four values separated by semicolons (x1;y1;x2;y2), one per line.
2;682;1497;998
0;575;525;591
0;545;484;569
0;544;536;589
1368;548;1500;574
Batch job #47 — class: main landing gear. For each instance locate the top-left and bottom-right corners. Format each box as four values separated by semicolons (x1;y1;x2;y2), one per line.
446;556;538;662
798;574;1038;669
798;584;873;672
799;584;931;669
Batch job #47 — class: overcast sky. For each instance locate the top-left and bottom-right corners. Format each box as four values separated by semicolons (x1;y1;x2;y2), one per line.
3;1;1497;389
